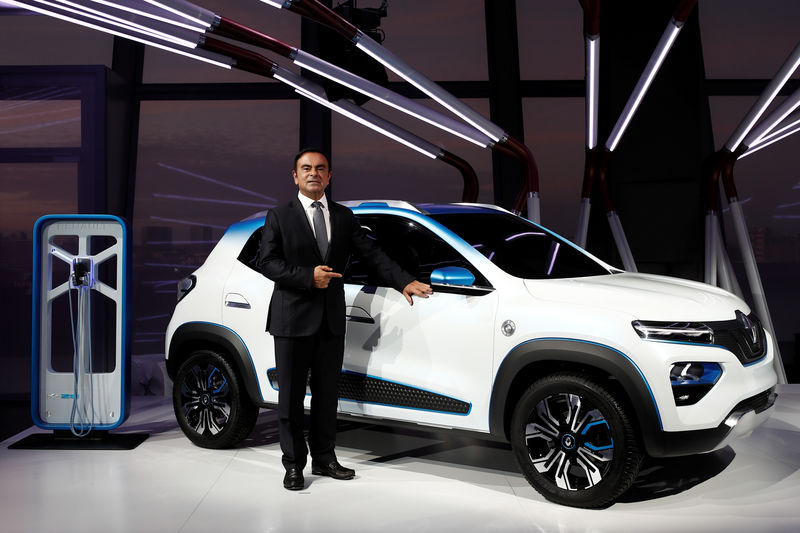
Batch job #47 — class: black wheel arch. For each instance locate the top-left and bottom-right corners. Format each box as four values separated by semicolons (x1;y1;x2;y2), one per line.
167;322;266;407
490;338;663;456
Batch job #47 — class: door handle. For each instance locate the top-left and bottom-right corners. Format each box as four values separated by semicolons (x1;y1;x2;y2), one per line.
225;292;251;309
346;306;374;324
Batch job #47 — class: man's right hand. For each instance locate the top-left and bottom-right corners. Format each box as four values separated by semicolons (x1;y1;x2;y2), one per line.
313;265;342;289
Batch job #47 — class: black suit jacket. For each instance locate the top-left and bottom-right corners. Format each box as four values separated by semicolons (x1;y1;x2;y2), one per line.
257;198;414;337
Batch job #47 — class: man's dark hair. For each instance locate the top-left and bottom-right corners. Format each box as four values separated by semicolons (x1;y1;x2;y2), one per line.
293;148;331;170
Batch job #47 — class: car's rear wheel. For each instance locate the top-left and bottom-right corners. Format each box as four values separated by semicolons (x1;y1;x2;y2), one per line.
510;372;642;508
173;349;258;449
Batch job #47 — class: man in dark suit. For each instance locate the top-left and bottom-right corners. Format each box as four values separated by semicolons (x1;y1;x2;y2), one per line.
258;149;432;490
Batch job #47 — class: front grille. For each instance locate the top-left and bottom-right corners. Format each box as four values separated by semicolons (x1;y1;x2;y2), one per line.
267;368;470;415
731;387;776;415
709;312;767;365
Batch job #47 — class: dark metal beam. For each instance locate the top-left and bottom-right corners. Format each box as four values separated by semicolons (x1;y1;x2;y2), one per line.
484;0;524;209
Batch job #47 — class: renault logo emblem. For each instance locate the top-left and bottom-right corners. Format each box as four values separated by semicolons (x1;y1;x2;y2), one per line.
736;310;758;344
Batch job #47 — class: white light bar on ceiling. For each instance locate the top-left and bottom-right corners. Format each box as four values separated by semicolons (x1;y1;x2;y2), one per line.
7;0;232;67
89;0;208;32
52;0;200;47
586;36;599;149
739;113;800;160
258;0;286;8
142;0;216;27
725;40;800;152
355;35;505;143
742;86;800;149
606;22;681;152
273;68;439;159
293;50;491;148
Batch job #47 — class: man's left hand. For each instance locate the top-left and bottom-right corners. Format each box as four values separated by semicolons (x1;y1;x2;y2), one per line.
402;280;433;306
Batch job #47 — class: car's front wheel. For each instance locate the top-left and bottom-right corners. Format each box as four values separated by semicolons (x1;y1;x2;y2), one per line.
173;349;258;449
510;372;642;508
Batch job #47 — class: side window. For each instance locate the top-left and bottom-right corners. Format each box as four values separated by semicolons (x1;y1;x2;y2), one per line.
343;215;488;286
237;227;263;272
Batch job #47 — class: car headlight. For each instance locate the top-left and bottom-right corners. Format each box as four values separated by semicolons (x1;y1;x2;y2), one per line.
669;362;722;406
632;320;713;344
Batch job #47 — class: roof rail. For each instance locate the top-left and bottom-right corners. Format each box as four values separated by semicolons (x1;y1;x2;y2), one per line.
339;200;422;212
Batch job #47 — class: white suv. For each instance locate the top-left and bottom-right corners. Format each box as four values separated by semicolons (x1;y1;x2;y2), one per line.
165;201;777;508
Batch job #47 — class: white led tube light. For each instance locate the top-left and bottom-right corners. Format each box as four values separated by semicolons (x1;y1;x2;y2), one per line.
142;0;216;27
754;107;800;146
89;0;208;32
607;211;637;272
273;67;439;159
293;50;491;148
53;0;202;47
586;36;599;150
725;40;800;152
606;21;682;152
20;0;196;47
258;0;286;9
738;113;800;160
355;35;505;143
7;0;233;67
742;85;800;149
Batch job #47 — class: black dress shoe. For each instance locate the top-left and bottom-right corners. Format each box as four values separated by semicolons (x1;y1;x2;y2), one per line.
311;460;355;480
283;467;305;490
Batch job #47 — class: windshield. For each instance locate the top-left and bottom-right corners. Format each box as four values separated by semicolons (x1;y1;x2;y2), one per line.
430;212;611;279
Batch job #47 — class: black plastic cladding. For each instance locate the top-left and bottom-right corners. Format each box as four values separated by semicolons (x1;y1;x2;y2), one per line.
267;369;470;414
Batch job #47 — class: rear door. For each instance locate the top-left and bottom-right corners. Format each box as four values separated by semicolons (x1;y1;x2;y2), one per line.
220;225;278;405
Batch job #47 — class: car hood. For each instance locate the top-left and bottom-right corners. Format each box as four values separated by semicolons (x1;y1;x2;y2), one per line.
524;272;747;321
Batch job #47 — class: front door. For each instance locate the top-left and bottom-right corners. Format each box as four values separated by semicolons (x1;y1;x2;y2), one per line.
340;213;497;432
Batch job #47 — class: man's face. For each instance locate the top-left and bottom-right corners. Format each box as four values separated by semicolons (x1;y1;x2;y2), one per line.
293;152;331;200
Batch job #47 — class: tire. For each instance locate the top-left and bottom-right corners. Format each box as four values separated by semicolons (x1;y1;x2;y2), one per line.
510;372;643;508
173;349;258;449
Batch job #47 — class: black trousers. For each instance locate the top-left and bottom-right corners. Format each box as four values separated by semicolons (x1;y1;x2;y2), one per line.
274;328;345;470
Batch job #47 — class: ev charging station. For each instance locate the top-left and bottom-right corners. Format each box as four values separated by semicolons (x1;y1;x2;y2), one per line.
31;215;132;437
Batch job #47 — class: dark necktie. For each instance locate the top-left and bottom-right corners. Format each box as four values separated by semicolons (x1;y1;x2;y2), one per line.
311;201;328;258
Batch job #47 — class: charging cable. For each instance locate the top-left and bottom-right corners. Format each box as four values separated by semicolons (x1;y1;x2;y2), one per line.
68;258;95;437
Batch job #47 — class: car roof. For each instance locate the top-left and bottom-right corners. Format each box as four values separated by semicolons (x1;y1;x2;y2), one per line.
338;200;512;216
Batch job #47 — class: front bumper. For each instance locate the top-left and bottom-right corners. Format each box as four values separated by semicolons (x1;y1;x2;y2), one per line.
647;387;777;458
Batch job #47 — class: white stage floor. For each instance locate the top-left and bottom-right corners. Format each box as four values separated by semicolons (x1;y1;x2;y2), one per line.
2;385;800;533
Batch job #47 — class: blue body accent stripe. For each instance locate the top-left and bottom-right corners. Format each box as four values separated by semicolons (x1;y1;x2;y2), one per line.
505;337;663;430
31;214;131;431
643;338;768;367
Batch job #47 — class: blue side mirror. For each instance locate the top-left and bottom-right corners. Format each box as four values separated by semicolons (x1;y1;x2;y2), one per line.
430;266;475;286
